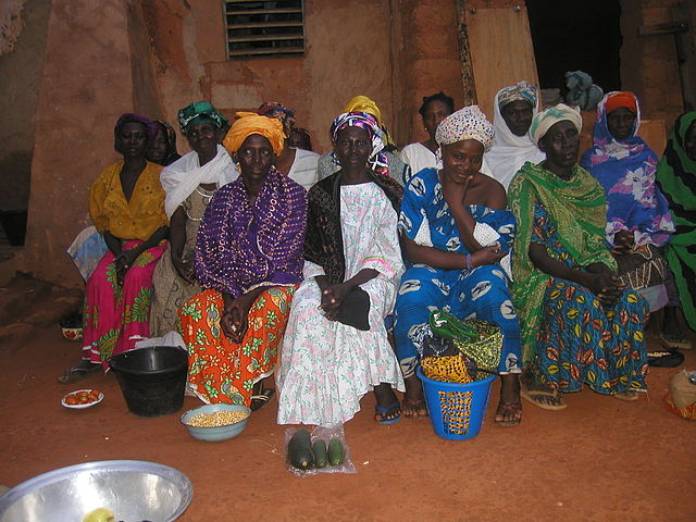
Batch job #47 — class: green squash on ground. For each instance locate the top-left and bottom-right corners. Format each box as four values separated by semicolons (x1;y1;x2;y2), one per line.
288;429;314;470
312;439;328;468
327;437;344;466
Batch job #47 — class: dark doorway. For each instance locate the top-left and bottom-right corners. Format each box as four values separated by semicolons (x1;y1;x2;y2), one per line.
526;0;622;92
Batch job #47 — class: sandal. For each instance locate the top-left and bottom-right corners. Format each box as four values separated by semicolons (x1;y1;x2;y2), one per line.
613;390;640;401
659;333;693;351
375;401;401;425
250;387;275;412
520;387;567;411
648;349;684;368
58;362;100;384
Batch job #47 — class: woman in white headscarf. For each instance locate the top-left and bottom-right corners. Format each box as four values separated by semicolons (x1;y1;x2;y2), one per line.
394;105;523;426
485;81;546;191
150;101;238;335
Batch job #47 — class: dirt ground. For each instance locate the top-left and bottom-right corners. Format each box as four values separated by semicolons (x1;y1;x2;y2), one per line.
1;323;695;521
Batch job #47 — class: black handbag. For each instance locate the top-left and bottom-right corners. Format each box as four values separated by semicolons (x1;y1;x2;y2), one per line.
334;287;371;331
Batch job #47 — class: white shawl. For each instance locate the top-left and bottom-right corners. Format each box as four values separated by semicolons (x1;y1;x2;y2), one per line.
160;145;238;218
484;89;546;191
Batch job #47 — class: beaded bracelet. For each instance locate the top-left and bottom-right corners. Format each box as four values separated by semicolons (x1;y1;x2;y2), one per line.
465;254;472;271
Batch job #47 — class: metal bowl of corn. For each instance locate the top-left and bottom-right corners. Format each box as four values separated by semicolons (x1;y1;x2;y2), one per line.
180;404;250;442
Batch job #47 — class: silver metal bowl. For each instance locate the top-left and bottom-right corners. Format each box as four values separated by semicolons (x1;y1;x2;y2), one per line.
0;460;192;522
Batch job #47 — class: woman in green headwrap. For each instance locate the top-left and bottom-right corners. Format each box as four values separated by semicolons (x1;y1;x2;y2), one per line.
509;104;649;410
656;112;696;334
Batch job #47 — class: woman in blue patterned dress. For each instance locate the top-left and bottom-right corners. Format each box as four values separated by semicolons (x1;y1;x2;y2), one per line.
510;104;649;411
394;106;523;426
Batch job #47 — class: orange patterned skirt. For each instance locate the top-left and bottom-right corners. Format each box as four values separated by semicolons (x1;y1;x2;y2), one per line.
177;286;295;406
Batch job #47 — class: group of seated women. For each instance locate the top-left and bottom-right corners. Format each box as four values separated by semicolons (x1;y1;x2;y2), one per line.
59;84;695;429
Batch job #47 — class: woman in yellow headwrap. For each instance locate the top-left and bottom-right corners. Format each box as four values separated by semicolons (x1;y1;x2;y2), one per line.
178;113;308;410
317;95;409;185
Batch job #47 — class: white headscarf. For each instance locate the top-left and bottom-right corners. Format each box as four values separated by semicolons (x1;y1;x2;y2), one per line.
160;144;238;218
485;83;546;191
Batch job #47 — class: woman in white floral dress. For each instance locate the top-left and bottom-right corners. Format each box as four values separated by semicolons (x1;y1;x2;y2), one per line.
277;112;405;426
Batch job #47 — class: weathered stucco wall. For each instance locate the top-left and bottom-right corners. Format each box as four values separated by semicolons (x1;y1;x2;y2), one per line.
144;0;397;153
17;0;466;285
396;0;465;144
21;0;138;285
0;0;50;212
620;0;689;128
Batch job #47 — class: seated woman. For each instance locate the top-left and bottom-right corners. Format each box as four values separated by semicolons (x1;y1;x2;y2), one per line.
394;106;522;426
277;111;405;426
656;112;696;334
178;113;307;407
580;92;685;348
60;114;168;383
486;81;545;191
150;101;237;336
510;104;649;410
399;92;455;178
318;95;409;185
147;120;181;166
257;101;319;190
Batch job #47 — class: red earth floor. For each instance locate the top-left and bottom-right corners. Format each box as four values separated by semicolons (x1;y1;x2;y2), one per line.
1;325;695;521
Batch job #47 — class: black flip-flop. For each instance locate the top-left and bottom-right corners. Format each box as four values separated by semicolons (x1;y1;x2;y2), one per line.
57;363;100;384
250;387;275;411
647;349;684;368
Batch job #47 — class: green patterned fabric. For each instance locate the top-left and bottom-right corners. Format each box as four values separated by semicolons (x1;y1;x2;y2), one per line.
509;161;616;363
655;111;696;330
177;100;228;132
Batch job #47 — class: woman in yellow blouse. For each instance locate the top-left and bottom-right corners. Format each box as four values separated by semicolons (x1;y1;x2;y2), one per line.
60;114;168;383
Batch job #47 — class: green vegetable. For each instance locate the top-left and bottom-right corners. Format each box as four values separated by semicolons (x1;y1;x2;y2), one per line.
327;437;344;466
312;439;328;468
288;429;314;470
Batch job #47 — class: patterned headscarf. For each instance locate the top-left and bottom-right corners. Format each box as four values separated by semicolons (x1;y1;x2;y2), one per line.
655;112;696;330
435;105;494;153
343;95;395;146
330;111;388;177
529;103;582;145
222;112;285;156
151;120;180;166
497;81;537;111
579;92;674;248
605;91;638;115
257;101;296;129
177;101;228;133
114;113;158;156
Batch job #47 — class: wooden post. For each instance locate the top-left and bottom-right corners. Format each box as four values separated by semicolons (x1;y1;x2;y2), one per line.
455;0;477;105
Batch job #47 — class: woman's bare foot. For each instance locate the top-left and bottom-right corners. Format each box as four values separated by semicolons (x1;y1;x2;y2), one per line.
495;373;522;426
401;375;428;417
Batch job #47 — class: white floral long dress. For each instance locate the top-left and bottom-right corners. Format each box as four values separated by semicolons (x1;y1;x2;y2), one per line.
277;182;405;426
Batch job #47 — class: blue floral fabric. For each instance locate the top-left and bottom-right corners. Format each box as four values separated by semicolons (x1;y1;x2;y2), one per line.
394;168;521;377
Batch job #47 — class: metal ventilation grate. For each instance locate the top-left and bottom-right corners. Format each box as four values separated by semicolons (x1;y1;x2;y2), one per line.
224;0;304;58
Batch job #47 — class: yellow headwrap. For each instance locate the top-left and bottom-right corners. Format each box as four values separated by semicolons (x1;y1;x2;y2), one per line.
222;112;285;156
343;95;394;146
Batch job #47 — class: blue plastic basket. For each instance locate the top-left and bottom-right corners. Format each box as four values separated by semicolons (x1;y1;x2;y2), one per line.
417;366;495;441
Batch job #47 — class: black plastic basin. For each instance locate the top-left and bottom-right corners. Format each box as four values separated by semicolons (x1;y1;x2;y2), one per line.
109;346;188;417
